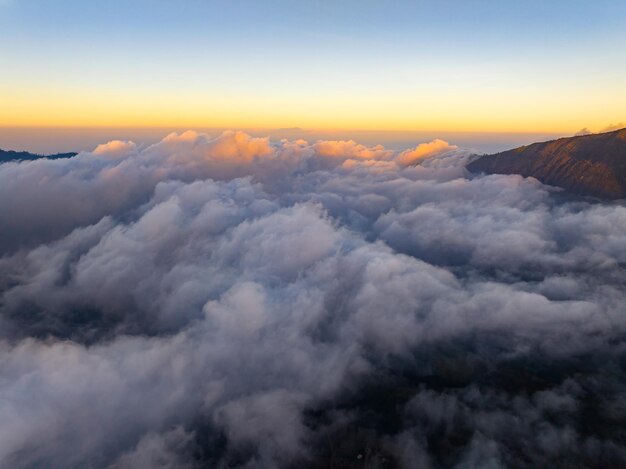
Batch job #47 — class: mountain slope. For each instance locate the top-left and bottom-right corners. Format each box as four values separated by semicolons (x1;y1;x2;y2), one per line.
467;128;626;199
0;149;77;163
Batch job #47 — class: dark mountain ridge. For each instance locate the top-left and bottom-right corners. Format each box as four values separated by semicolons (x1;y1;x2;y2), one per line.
0;149;77;163
467;128;626;199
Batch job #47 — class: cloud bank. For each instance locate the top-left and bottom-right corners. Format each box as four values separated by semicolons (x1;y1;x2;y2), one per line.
1;131;625;468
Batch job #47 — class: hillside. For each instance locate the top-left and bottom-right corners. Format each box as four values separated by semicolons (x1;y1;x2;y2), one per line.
0;149;77;163
467;128;626;199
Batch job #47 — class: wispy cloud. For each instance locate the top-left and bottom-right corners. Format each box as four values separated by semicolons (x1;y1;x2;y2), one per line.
601;122;626;132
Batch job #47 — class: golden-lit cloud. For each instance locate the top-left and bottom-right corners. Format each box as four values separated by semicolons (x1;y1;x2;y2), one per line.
396;139;458;167
93;140;137;158
312;140;392;159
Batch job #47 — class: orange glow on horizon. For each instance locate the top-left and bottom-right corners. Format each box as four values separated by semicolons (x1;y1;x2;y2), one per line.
2;84;625;134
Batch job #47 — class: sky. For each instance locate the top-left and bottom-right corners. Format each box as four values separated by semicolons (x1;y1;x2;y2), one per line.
1;0;625;150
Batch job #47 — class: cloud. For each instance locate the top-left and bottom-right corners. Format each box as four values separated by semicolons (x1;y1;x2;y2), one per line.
109;427;196;469
395;138;458;166
600;122;626;133
576;123;626;135
0;131;625;467
93;140;138;158
312;140;393;160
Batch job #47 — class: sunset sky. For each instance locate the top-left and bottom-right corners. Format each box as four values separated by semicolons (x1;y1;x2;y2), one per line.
1;0;625;148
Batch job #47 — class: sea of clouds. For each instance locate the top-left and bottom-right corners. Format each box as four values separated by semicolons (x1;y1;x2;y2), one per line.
1;131;625;468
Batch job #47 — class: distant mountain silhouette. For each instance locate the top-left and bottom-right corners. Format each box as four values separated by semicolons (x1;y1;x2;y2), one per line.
0;149;77;163
467;128;626;199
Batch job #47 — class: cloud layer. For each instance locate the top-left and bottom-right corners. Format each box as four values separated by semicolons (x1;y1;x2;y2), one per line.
1;131;625;468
